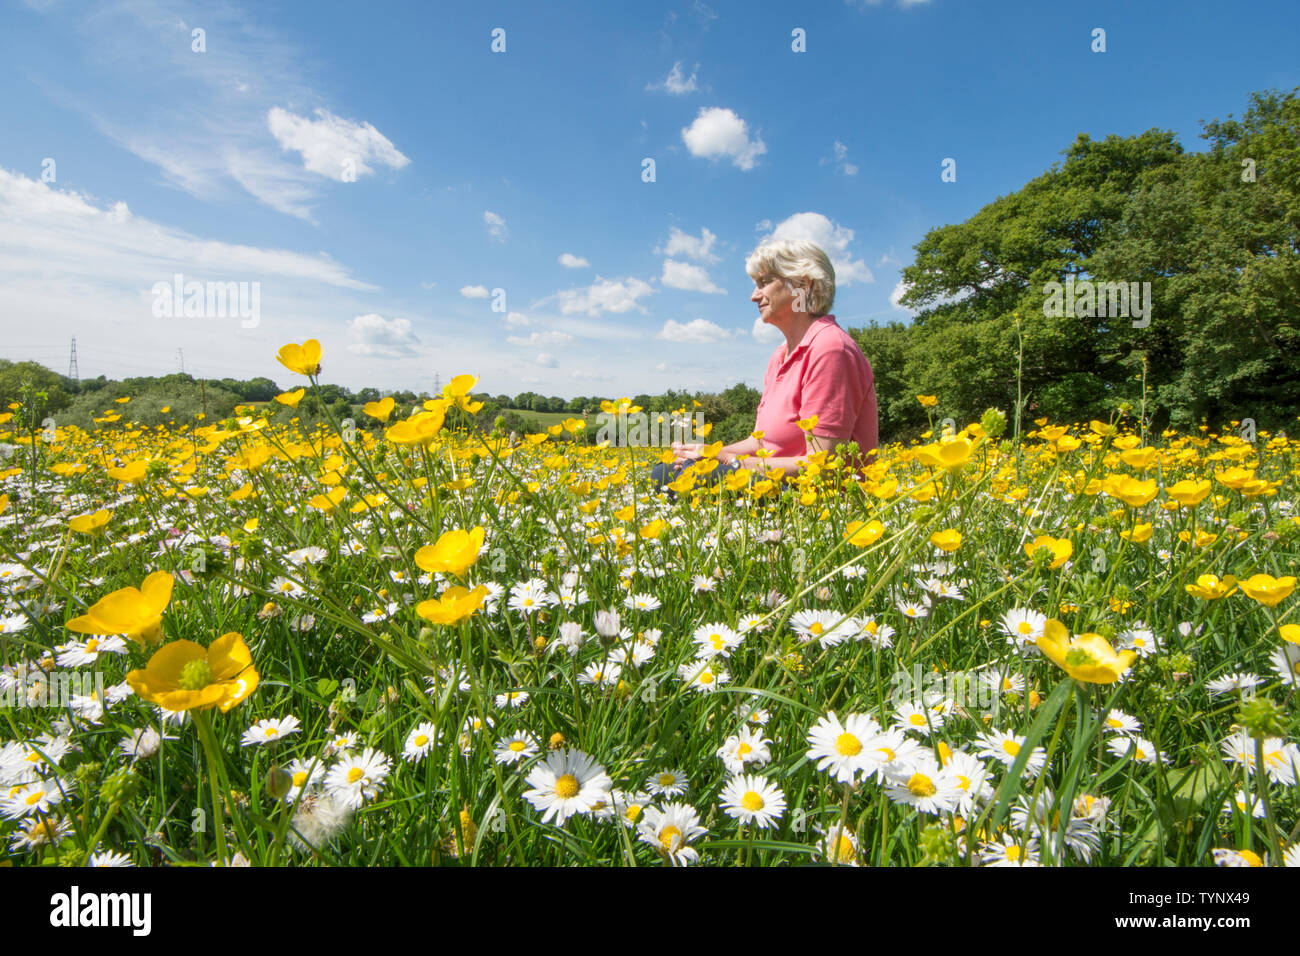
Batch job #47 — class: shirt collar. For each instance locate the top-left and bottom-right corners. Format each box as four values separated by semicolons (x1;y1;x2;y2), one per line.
782;315;837;359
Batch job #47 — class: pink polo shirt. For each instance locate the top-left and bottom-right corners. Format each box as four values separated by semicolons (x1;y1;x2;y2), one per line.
754;315;878;465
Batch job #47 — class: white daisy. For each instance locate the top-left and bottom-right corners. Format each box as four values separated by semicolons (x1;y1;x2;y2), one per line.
402;722;439;763
521;749;612;826
241;716;301;747
637;802;707;866
720;774;786;828
717;726;772;774
494;734;540;766
324;747;391;809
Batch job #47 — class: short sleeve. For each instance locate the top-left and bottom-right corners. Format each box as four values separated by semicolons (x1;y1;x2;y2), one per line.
799;344;868;437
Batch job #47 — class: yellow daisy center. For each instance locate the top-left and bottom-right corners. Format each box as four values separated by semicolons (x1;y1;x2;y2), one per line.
25;791;42;806
624;804;643;822
907;773;937;797
698;671;714;684
85;639;100;653
1002;740;1021;757
292;772;308;787
658;772;676;787
710;634;725;649
508;741;526;752
835;733;862;756
347;767;364;784
741;791;765;812
1017;621;1032;634
810;622;824;635
877;747;895;761
909;713;926;726
1006;844;1021;862
737;742;753;756
555;774;580;799
414;734;429;747
265;727;278;737
832;834;856;863
659;825;682;851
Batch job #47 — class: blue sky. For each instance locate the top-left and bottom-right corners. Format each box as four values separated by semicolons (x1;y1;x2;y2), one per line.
1;0;1297;398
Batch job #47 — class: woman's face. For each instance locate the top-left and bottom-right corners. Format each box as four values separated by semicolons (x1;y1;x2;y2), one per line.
751;272;808;327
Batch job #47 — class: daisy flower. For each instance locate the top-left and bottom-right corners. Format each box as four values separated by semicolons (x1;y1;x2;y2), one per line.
402;722;439;763
605;789;653;828
893;700;944;736
717;726;773;774
976;729;1047;776
554;621;587;656
692;622;742;659
883;757;961;815
1;779;68;820
1206;672;1264;696
858;617;896;649
737;613;770;634
646;767;690;797
578;661;622;688
1220;730;1298;785
1269;645;1300;688
980;669;1025;698
326;731;360;756
284;758;321;802
55;635;127;668
720;774;786;828
89;851;133;867
919;577;965;601
1222;789;1265;819
806;711;882;784
495;690;530;708
9;816;72;854
790;609;860;647
981;834;1041;867
494;734;540;766
677;661;728;694
508;578;558;616
691;574;718;593
1212;848;1265;867
1118;626;1161;658
638;802;707;866
1000;607;1047;650
324;747;392;809
270;576;305;599
623;592;662;612
1101;709;1141;735
945;750;991;815
895;595;931;620
813;825;860;866
119;727;169;761
521;749;612;826
241;715;301;747
1107;736;1164;765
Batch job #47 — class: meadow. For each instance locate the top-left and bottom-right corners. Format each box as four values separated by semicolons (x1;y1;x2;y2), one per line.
0;338;1297;867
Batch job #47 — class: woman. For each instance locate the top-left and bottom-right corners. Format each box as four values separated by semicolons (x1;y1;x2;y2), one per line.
660;237;878;485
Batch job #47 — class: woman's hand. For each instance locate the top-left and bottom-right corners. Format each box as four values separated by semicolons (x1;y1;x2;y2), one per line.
671;442;704;465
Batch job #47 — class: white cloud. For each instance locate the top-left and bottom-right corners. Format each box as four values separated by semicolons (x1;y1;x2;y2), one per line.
659;226;719;263
504;311;532;328
536;352;558;368
681;107;766;171
559;253;590;269
752;317;783;344
648;61;699;95
660;259;725;294
556;277;655;316
890;279;914;313
821;141;858;177
508;330;575;347
267;107;409;183
762;212;874;285
0;168;372;289
460;285;491;298
346;313;421;358
657;318;735;344
484;210;508;242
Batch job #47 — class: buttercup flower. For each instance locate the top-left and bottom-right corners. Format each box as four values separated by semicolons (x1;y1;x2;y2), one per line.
66;571;174;646
125;632;259;713
1037;619;1136;684
276;339;322;376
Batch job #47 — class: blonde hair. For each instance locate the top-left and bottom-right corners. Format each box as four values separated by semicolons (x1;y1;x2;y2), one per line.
745;238;835;317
